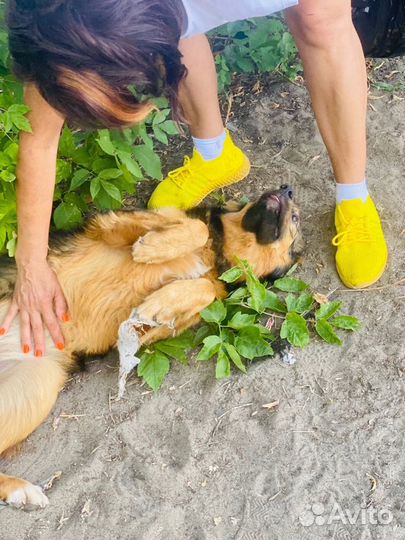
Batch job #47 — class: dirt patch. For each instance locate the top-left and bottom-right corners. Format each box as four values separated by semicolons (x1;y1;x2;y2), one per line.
2;58;404;540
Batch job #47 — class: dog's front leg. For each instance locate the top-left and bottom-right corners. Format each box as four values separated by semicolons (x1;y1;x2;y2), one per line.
85;208;188;248
132;219;209;263
117;278;216;397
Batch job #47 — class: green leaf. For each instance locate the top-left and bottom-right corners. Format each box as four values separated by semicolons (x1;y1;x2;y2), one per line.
56;159;72;183
8;104;30;115
246;277;268;313
225;286;247;303
70;169;90;191
315;319;342;346
264;290;287;313
197;335;222;361
100;180;122;203
133;144;162;180
6;233;17;257
153;125;169;145
224;342;246;373
91;158;116;173
315;301;342;320
286;293;314;314
193;325;212;347
331;316;361;331
200;300;227;324
273;277;309;293
4;142;19;161
215;348;231;379
117;151;143;178
0;170;15;183
152;110;167;125
53;201;82;230
280;312;309;348
219;266;244;283
138;350;170;391
1;112;12;133
59;126;76;158
159;120;178;135
98;168;123;180
234;326;274;360
10;112;32;133
90;177;101;199
154;330;194;364
96;129;116;155
227;312;256;330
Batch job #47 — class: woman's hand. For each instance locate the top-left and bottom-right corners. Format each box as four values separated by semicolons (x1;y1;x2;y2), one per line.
0;259;68;356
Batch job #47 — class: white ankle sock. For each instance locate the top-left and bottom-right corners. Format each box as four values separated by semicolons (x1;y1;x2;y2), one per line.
336;179;369;204
192;129;227;161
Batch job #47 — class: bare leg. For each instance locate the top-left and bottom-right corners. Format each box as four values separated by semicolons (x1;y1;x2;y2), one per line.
285;0;367;184
178;35;224;138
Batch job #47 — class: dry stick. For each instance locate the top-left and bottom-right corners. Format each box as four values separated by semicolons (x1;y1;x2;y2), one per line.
225;93;234;125
210;402;253;439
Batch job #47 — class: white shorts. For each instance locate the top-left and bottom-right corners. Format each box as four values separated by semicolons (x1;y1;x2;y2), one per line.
181;0;299;39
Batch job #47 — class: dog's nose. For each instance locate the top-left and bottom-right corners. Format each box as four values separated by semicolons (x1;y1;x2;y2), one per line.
280;184;294;200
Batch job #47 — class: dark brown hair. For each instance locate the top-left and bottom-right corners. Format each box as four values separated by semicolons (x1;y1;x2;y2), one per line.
7;0;186;128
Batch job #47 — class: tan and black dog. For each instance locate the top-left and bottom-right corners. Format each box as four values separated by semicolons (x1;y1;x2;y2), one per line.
0;185;302;508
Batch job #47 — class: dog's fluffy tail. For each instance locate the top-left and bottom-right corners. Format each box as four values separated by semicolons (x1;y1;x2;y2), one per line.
0;302;68;455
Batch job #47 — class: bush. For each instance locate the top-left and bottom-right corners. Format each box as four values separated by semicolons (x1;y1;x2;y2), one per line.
209;16;301;92
0;8;299;256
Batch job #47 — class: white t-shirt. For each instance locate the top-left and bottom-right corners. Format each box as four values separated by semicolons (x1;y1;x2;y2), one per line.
181;0;299;39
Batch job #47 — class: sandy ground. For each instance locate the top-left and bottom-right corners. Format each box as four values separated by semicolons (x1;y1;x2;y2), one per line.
1;58;404;540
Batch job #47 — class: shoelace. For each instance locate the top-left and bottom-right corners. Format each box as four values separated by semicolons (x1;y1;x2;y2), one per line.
332;206;380;246
167;156;194;188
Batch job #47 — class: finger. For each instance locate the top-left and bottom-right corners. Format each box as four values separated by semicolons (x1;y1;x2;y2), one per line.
0;301;19;336
19;310;33;354
42;308;65;350
30;311;46;358
54;288;69;322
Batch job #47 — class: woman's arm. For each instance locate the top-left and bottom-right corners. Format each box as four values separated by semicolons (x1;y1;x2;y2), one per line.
0;84;67;355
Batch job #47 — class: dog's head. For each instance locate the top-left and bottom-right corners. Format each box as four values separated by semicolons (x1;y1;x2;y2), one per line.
219;185;303;279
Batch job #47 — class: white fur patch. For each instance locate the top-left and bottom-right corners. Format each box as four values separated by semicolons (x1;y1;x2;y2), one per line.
117;310;157;399
7;483;49;509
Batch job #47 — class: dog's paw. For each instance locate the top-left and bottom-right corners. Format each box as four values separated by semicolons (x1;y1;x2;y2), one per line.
6;482;49;509
135;299;177;329
132;233;164;264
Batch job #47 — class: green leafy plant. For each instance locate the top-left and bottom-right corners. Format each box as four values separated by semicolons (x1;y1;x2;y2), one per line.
209;17;302;92
137;261;361;391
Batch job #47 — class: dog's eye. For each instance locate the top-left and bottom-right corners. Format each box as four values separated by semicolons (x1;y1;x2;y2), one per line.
292;213;299;223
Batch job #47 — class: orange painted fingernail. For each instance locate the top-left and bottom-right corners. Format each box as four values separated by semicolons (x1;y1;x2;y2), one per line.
56;342;65;351
0;327;5;336
23;344;30;354
35;350;43;358
62;313;70;322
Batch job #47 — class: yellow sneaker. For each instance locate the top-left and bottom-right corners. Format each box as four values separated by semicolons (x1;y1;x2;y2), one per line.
332;196;388;288
148;130;250;210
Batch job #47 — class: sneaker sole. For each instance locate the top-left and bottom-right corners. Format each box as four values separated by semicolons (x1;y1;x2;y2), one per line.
336;254;388;289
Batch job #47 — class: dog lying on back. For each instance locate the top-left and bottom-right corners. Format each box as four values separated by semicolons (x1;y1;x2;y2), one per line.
0;185;302;508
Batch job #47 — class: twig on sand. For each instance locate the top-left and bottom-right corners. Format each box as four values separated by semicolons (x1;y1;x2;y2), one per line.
225;93;234;124
210;402;253;439
57;510;69;531
281;384;292;407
